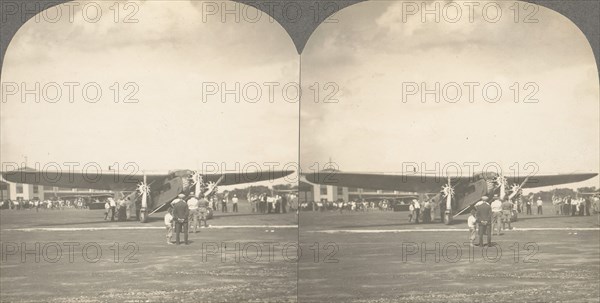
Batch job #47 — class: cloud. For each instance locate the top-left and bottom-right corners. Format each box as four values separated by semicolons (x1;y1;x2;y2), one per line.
1;0;299;171
300;0;599;184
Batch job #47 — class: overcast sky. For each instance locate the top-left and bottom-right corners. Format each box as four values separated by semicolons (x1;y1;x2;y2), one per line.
1;1;299;186
300;0;599;190
1;0;598;191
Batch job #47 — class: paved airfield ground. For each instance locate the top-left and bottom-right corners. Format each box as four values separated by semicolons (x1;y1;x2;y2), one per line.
0;203;298;303
298;210;600;303
2;207;599;303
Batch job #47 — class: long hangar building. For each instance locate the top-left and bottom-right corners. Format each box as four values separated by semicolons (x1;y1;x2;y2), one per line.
0;180;111;201
299;179;416;203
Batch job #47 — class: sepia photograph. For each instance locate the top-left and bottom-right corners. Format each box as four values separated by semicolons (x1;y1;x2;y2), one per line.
1;0;599;302
1;1;299;302
299;1;599;302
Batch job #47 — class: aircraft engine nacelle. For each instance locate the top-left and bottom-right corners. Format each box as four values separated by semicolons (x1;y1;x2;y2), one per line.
153;176;185;207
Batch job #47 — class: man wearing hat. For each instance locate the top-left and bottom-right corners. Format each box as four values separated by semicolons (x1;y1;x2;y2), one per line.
411;199;421;224
232;194;239;213
490;194;503;236
198;194;210;228
187;192;200;233
171;193;190;245
501;198;514;231
475;196;492;247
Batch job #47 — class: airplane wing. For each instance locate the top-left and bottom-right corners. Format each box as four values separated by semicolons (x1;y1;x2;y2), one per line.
2;168;295;191
303;171;470;193
506;173;598;189
304;172;598;193
202;170;294;186
1;167;168;191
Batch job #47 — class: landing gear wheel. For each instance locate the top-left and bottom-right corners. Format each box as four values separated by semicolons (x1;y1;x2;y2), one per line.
444;211;453;225
140;209;148;223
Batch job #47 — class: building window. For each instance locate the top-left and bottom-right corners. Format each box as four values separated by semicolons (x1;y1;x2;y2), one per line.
337;186;343;195
16;184;23;194
320;185;327;195
33;185;38;194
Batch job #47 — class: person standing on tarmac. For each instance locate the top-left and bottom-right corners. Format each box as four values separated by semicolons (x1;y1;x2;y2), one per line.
221;192;228;213
490;194;503;236
501;198;514;231
422;200;431;223
164;207;174;244
475;196;492;247
412;199;421;224
172;194;189;245
198;194;210;228
108;197;117;221
232;194;239;213
536;197;543;215
187;192;200;233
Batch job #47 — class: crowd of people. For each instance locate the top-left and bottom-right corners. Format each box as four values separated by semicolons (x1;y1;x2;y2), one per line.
247;193;296;214
504;194;599;216
467;195;516;247
551;195;598;216
199;192;299;214
162;191;299;245
163;192;211;245
299;199;396;212
466;193;600;247
0;198;91;211
408;198;443;223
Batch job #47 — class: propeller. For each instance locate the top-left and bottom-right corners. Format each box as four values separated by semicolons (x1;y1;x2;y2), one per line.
508;176;530;201
189;170;203;198
494;175;508;200
136;177;150;209
203;175;225;198
442;176;455;210
442;184;455;198
136;182;150;196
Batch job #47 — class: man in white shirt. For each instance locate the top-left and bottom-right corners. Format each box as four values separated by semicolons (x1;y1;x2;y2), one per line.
164;208;174;244
187;193;200;233
250;195;257;213
536;197;543;215
491;195;503;235
232;194;239;212
104;201;110;220
108;198;117;221
412;199;421;224
467;209;478;246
